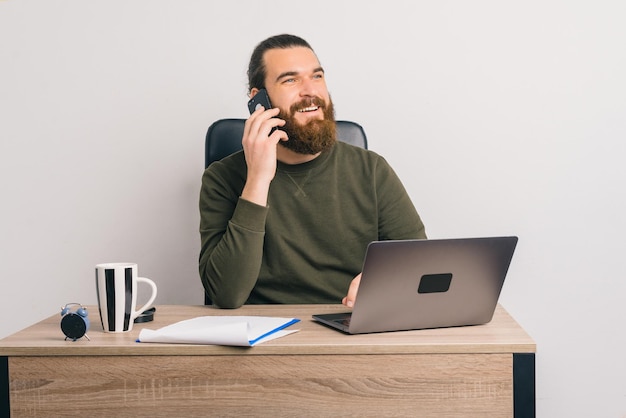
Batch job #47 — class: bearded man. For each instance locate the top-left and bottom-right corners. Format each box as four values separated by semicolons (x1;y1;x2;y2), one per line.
199;34;426;308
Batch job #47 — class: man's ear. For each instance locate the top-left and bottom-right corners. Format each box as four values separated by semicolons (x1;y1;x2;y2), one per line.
249;88;260;98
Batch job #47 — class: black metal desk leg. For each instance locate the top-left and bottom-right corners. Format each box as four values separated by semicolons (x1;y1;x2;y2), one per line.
513;353;536;418
1;356;9;417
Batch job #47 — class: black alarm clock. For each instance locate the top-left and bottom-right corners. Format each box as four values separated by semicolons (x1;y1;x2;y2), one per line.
60;303;90;341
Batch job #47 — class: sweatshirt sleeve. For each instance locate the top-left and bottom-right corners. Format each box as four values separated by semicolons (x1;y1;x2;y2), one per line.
374;155;427;240
198;161;267;308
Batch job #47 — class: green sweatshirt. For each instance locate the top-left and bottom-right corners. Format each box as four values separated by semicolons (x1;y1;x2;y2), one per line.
199;141;426;308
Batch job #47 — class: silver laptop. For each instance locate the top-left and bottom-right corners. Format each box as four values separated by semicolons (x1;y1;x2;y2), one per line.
312;236;518;334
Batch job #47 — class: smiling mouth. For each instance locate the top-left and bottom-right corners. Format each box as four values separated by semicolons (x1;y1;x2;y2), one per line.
297;105;320;113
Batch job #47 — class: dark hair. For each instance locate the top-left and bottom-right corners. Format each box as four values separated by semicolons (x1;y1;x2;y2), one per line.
247;34;313;93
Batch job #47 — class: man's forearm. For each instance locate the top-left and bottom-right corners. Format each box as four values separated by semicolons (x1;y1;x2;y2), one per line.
199;198;268;308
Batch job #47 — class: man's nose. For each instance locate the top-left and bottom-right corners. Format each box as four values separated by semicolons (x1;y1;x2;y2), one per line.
299;78;318;97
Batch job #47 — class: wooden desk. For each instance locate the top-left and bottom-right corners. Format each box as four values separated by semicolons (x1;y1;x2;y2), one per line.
0;304;535;417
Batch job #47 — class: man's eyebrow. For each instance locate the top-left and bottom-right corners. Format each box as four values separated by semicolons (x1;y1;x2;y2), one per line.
275;67;325;82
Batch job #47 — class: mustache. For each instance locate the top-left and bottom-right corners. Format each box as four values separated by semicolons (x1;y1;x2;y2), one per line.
288;96;326;113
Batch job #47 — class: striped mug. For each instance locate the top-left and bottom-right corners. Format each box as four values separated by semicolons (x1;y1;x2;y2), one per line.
95;263;157;332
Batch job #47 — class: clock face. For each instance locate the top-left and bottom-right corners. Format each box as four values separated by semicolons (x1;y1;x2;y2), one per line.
61;313;87;340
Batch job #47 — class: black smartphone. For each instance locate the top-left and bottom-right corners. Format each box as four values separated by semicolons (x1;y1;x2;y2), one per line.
247;89;273;114
247;89;278;135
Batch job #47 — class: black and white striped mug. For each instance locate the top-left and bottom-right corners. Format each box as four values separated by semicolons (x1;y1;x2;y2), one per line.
95;263;157;332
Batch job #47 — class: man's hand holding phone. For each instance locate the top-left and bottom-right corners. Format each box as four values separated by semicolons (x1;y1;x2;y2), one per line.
241;89;287;207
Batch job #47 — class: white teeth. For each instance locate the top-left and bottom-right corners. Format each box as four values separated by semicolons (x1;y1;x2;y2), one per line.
298;106;319;112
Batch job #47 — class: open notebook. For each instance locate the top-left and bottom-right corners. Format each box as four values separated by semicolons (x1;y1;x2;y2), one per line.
137;316;300;346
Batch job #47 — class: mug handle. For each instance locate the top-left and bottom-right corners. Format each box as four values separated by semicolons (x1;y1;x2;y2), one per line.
133;277;158;320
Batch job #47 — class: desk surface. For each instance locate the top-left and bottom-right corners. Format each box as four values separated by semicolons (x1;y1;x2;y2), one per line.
2;304;536;417
0;304;535;356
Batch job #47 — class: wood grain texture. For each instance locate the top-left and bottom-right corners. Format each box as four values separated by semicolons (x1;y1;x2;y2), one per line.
10;353;512;417
1;305;534;417
0;304;535;356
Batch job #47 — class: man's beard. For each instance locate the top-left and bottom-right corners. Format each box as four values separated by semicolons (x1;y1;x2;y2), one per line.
278;97;337;155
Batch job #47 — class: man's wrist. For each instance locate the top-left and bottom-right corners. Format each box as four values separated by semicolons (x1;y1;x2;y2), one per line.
241;176;272;206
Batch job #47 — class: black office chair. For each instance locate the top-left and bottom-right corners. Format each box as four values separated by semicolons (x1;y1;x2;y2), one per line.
203;118;368;305
205;118;368;169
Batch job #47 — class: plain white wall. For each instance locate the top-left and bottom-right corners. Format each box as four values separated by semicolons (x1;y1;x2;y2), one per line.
1;0;625;416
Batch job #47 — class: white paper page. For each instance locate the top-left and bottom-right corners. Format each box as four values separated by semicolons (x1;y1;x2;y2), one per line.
137;316;300;346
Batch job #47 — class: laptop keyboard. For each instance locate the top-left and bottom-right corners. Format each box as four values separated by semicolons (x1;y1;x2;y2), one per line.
333;317;351;327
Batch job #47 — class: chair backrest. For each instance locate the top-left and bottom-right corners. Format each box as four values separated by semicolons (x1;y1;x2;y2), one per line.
203;119;368;305
205;119;367;168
